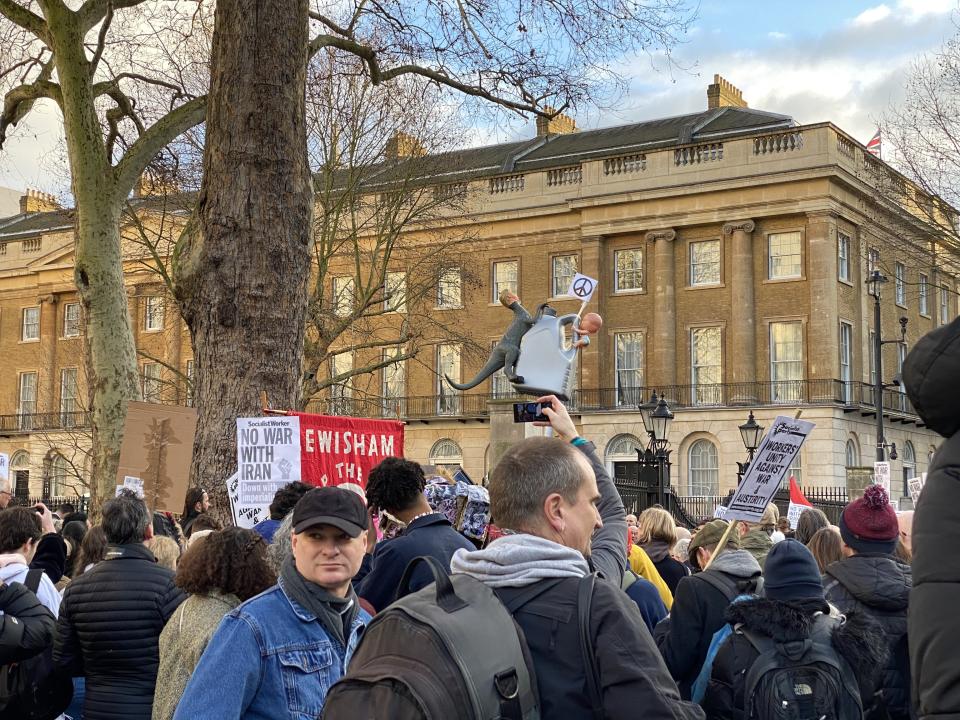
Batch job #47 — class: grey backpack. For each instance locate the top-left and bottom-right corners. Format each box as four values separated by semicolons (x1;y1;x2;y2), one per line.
322;555;540;720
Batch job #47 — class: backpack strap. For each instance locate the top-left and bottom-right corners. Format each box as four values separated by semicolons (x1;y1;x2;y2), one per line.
696;571;737;601
24;568;43;594
395;556;467;612
577;573;604;720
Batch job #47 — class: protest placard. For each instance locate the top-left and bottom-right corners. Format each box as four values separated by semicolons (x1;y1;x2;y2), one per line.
122;476;145;498
874;461;891;493
786;476;813;529
0;452;8;484
116;402;197;513
908;473;927;504
226;471;266;529
566;273;598;303
293;413;404;489
713;505;727;519
236;415;301;508
724;416;816;523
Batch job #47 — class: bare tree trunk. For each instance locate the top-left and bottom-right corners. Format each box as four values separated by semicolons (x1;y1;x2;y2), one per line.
175;0;312;518
50;12;141;515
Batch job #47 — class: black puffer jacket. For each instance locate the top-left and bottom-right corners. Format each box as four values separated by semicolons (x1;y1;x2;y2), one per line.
824;554;913;720
53;543;186;720
656;550;763;699
702;598;888;719
903;315;960;720
0;580;55;664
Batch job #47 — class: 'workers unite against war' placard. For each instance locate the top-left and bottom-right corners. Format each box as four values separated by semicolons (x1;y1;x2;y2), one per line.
725;415;816;524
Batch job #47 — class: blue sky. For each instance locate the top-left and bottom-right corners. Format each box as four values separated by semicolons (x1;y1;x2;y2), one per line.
1;0;957;196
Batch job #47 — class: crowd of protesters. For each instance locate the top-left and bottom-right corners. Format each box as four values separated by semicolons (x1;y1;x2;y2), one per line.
0;316;955;719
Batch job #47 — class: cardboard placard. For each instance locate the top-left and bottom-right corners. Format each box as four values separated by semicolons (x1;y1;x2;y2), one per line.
0;453;8;484
725;416;816;523
116;402;197;514
565;272;598;302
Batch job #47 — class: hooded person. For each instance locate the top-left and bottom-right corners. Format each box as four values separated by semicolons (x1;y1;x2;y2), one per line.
824;484;912;720
656;519;763;700
449;396;703;719
702;539;888;719
903;315;960;720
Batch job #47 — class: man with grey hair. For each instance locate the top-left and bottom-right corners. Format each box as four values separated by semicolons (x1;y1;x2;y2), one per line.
54;489;185;720
450;396;703;719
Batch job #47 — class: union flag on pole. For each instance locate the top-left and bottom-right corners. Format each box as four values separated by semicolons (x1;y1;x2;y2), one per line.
866;128;882;157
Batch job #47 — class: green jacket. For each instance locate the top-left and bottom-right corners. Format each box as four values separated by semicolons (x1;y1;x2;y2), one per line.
152;590;241;720
740;528;773;569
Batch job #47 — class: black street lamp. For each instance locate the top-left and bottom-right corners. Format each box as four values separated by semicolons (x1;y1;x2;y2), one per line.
867;270;907;463
736;410;764;485
637;392;674;507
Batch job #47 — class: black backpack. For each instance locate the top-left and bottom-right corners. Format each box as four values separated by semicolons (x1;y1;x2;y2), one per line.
0;570;73;720
324;557;601;720
739;613;863;720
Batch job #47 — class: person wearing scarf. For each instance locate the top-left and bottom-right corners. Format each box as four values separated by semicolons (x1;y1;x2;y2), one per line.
173;488;371;720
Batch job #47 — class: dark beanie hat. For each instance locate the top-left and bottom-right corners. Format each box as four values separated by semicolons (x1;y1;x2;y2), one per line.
840;485;898;555
763;539;824;601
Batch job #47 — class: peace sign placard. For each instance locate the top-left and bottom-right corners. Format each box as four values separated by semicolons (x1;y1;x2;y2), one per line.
566;272;598;302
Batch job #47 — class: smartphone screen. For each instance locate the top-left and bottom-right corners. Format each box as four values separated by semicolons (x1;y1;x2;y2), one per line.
513;401;549;423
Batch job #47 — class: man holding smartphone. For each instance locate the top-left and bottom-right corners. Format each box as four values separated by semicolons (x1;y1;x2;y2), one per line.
450;395;701;719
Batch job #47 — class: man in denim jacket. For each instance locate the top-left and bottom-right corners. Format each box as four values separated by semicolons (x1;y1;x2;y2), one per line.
173;487;371;720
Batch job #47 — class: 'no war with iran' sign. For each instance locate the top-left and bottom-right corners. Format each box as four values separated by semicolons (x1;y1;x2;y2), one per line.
724;416;816;524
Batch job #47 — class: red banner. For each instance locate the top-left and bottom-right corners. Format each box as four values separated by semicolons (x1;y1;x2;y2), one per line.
291;413;404;491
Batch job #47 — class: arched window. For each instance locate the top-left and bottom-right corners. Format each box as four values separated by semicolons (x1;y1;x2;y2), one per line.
902;441;916;497
606;434;644;461
10;451;30;470
50;455;69;497
688;439;719;496
845;438;860;468
429;438;462;471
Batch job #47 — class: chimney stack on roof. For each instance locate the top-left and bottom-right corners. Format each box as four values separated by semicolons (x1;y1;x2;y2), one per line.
535;107;578;137
707;75;747;110
385;131;426;161
19;188;60;215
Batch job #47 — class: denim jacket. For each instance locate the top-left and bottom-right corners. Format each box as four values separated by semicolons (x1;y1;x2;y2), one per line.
172;578;369;720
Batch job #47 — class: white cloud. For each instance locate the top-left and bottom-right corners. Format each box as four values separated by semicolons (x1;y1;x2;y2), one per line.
896;0;957;20
768;31;788;40
853;4;893;26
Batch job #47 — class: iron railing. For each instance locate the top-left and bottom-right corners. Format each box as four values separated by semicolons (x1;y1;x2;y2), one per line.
670;486;850;528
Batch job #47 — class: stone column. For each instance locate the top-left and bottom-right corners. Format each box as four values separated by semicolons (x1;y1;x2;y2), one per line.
723;219;756;401
578;234;604;392
38;294;59;415
646;229;677;389
806;212;839;382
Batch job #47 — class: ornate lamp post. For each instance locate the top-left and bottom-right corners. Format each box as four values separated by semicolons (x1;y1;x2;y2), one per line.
637;392;674;507
735;410;764;485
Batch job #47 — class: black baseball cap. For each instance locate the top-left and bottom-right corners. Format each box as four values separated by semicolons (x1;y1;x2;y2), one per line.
292;487;368;537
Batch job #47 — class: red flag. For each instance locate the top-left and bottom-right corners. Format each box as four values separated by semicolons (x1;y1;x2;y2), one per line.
866;128;881;157
291;412;404;490
789;476;812;507
786;476;813;530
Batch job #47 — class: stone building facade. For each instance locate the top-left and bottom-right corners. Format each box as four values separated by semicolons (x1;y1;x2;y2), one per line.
1;76;956;503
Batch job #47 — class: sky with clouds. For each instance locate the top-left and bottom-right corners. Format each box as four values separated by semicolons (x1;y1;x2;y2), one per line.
1;0;958;197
